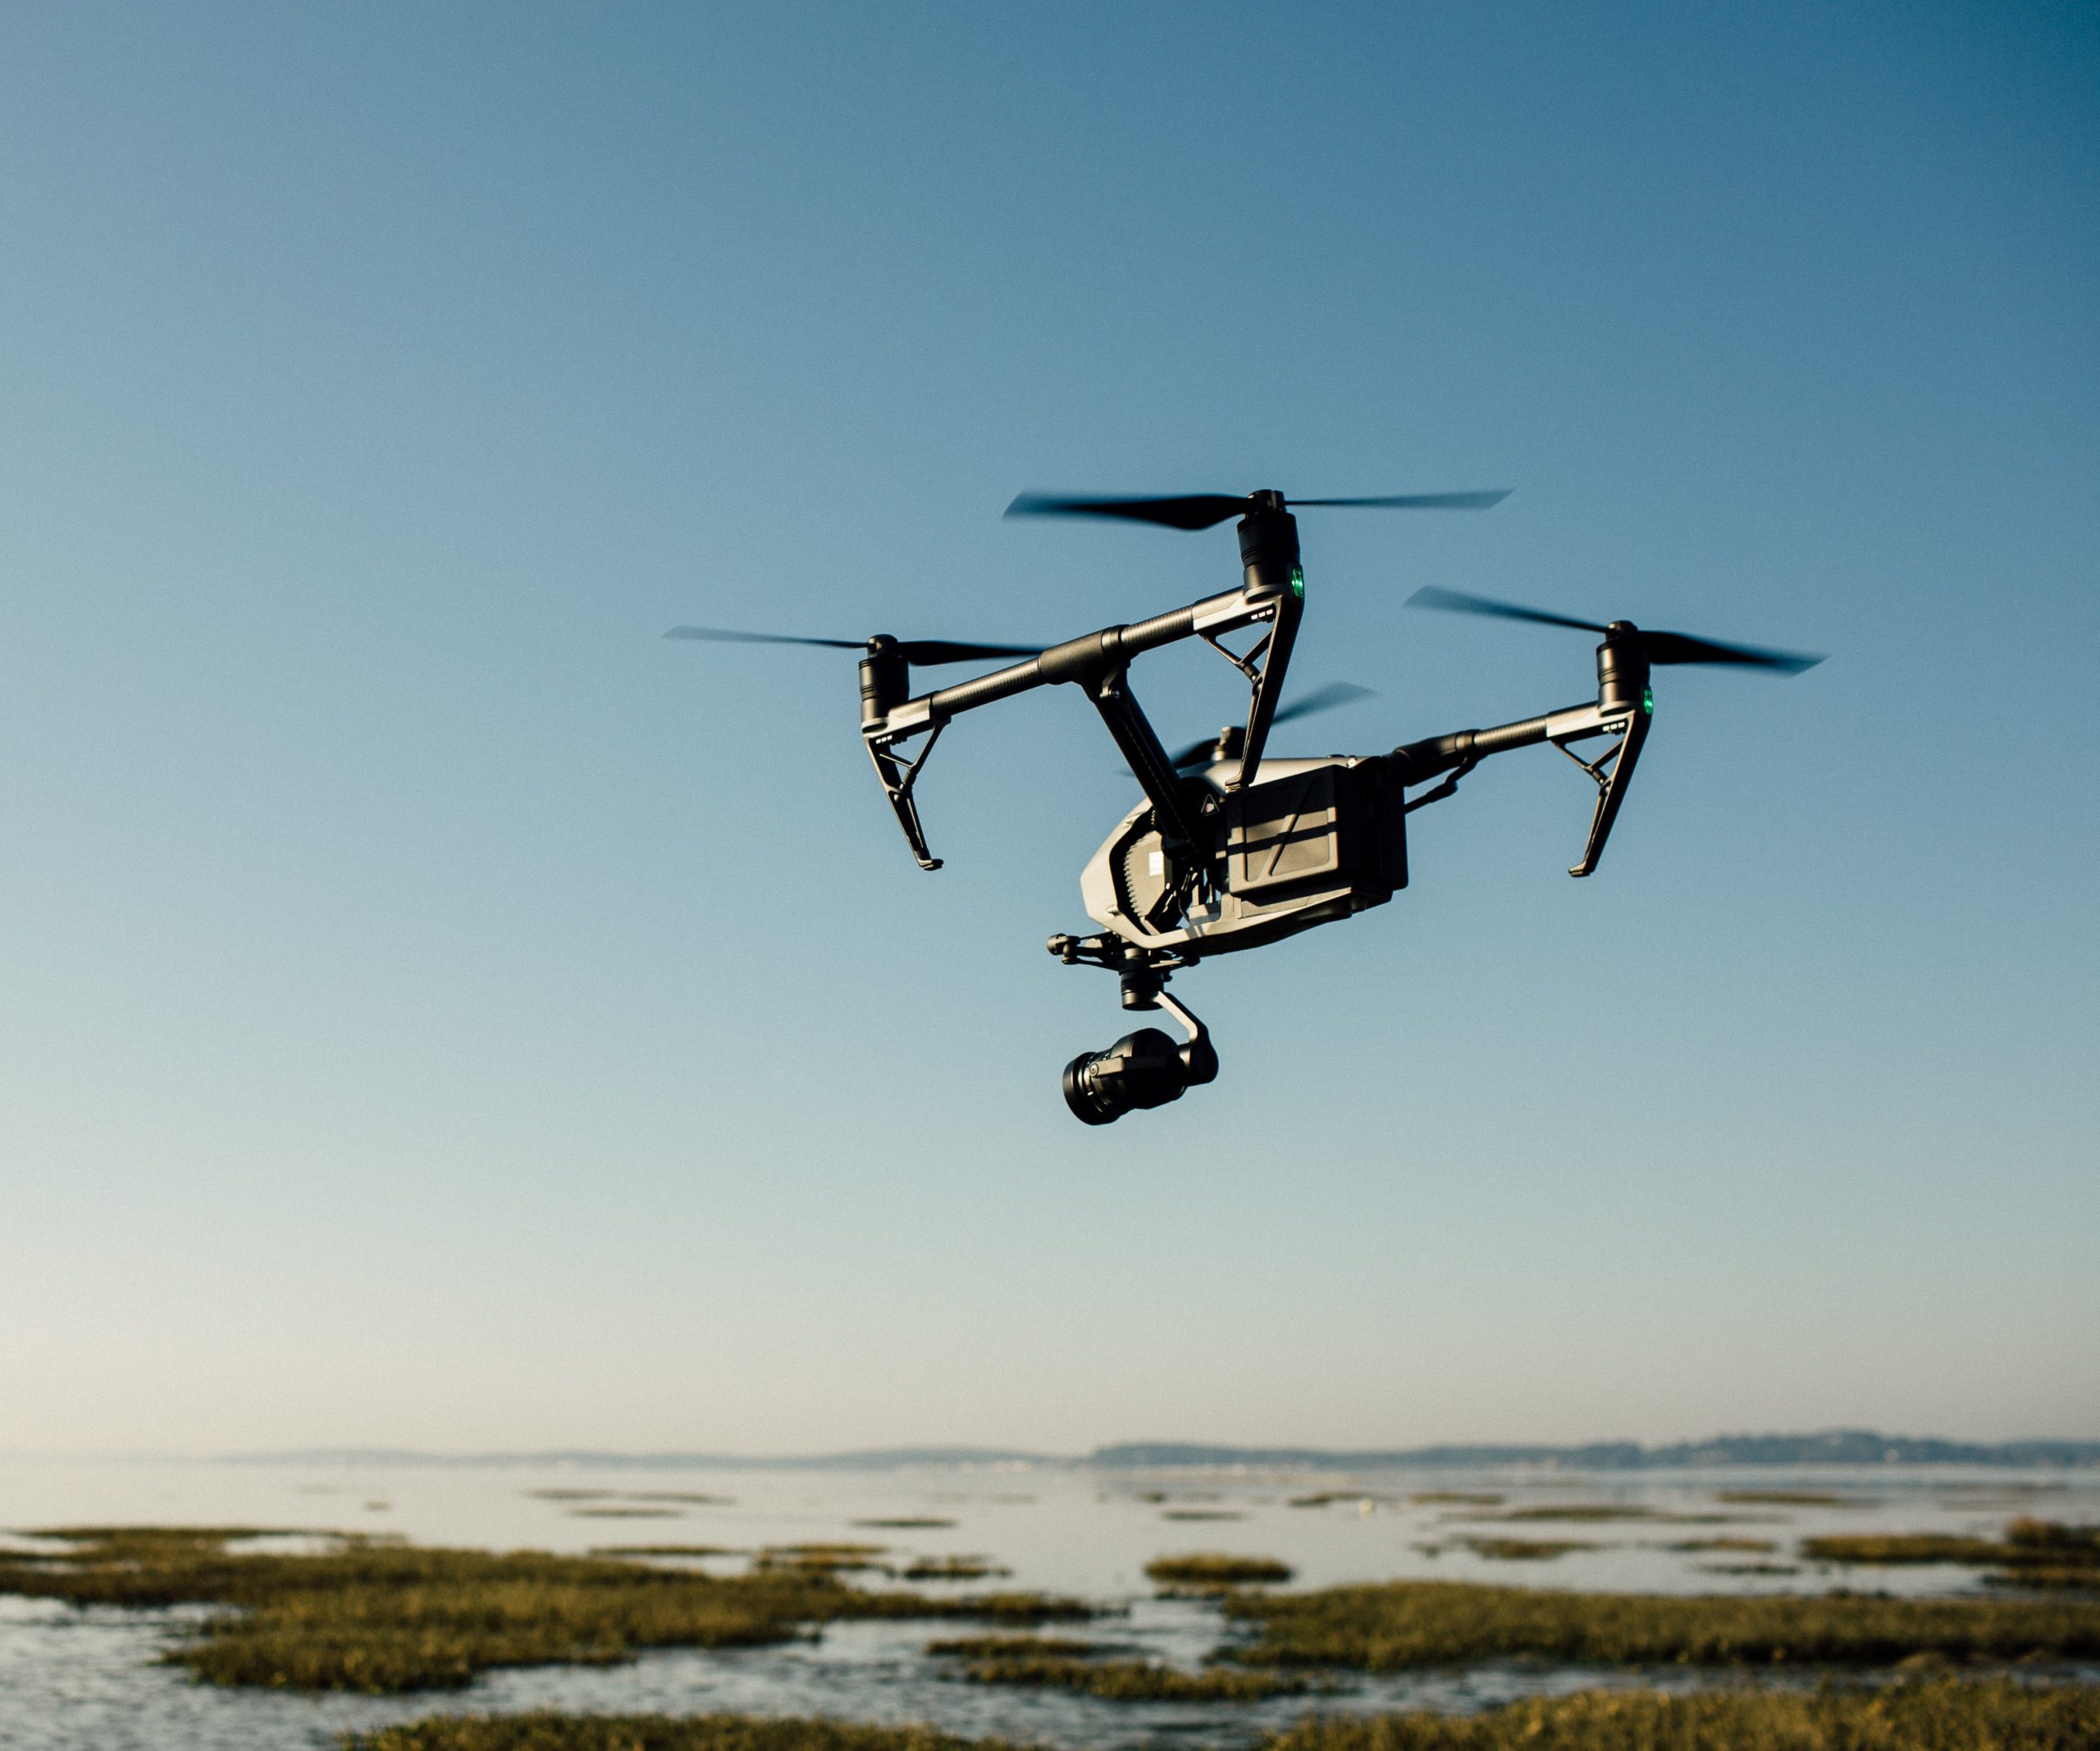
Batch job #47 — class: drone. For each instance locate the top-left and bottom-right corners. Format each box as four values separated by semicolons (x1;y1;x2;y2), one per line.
670;488;1822;1124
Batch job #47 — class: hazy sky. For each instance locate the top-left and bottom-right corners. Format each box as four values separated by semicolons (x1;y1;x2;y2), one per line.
2;3;2093;1457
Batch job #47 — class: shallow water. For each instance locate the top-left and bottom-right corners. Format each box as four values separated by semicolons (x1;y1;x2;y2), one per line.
2;1458;2094;1750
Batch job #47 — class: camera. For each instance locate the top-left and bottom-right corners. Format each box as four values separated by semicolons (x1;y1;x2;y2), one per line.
1061;1025;1219;1126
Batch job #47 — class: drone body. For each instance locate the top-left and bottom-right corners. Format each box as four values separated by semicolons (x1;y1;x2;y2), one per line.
669;488;1821;1124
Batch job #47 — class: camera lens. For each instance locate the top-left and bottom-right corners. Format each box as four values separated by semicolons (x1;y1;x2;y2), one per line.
1061;1027;1193;1125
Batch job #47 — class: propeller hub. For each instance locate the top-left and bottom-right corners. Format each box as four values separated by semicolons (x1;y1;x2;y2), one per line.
1237;502;1302;601
1596;628;1650;720
858;637;910;727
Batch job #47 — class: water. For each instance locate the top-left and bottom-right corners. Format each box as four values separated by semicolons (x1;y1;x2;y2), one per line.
2;1458;2093;1750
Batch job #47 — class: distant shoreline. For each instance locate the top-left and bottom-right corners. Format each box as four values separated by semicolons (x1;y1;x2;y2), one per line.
101;1429;2099;1470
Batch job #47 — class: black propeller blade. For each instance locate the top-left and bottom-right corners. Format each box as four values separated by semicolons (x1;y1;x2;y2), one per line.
664;626;1041;666
1007;489;1509;531
1404;587;1824;675
1166;681;1376;768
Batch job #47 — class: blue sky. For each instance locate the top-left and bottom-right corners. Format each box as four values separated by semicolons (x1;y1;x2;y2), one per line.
1;2;2093;1456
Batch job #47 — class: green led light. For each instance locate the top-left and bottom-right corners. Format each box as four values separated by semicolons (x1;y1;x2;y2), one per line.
1290;566;1305;600
1642;684;1654;715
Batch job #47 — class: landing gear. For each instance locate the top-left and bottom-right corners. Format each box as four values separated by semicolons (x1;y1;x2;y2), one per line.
1047;935;1218;1125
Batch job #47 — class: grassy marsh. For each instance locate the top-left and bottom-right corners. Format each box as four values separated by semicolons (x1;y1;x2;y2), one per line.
346;1683;2100;1750
0;1526;1100;1693
1457;1537;1594;1561
1258;1679;2100;1750
1144;1553;1294;1587
1802;1519;2100;1591
1225;1575;2100;1668
926;1625;1304;1701
354;1715;1034;1751
902;1557;1009;1582
1714;1490;1852;1506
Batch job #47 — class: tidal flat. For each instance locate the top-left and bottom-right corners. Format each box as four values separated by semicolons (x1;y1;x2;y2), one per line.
4;1457;2099;1751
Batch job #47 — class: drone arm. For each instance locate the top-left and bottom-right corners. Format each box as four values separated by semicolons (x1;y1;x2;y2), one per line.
1386;700;1612;784
1386;696;1650;876
856;586;1267;868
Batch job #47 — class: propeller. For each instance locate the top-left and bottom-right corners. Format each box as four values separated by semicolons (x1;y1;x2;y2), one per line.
664;626;1041;666
1166;681;1377;769
1007;489;1510;531
1404;587;1824;674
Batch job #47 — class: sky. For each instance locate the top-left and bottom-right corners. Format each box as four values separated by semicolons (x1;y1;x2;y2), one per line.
0;2;2093;1458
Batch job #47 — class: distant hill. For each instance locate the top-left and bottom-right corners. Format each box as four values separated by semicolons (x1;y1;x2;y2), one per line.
212;1430;2100;1470
1089;1431;2100;1470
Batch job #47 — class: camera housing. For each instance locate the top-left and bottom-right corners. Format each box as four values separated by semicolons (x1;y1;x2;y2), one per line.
1061;1022;1219;1126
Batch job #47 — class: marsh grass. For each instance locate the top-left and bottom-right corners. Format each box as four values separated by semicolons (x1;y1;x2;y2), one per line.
570;1508;682;1520
925;1634;1101;1659
1458;1538;1592;1561
754;1544;889;1574
1668;1539;1778;1554
1255;1679;2100;1750
1803;1520;2100;1593
853;1518;956;1530
1162;1510;1246;1521
0;1527;1100;1693
1715;1490;1852;1506
1226;1576;2100;1669
954;1655;1307;1701
903;1557;1009;1582
1409;1493;1501;1507
1145;1554;1294;1587
351;1682;2100;1749
351;1714;1038;1751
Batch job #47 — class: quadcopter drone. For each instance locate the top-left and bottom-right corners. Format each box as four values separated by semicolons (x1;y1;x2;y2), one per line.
670;488;1821;1123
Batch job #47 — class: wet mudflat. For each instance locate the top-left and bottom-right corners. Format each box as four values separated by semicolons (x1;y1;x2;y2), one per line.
2;1459;2096;1751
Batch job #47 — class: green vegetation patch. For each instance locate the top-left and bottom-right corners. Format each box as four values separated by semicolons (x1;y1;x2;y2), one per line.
1802;1536;2007;1566
903;1557;1010;1582
1667;1538;1778;1553
1459;1538;1593;1561
1226;1575;2100;1669
1145;1553;1294;1587
1162;1509;1247;1521
352;1714;1035;1751
956;1654;1305;1701
1256;1679;2100;1751
926;1634;1101;1659
753;1543;889;1573
0;1526;1100;1694
852;1518;956;1529
1804;1519;2100;1593
927;1625;1299;1698
1409;1493;1502;1507
1715;1490;1852;1506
